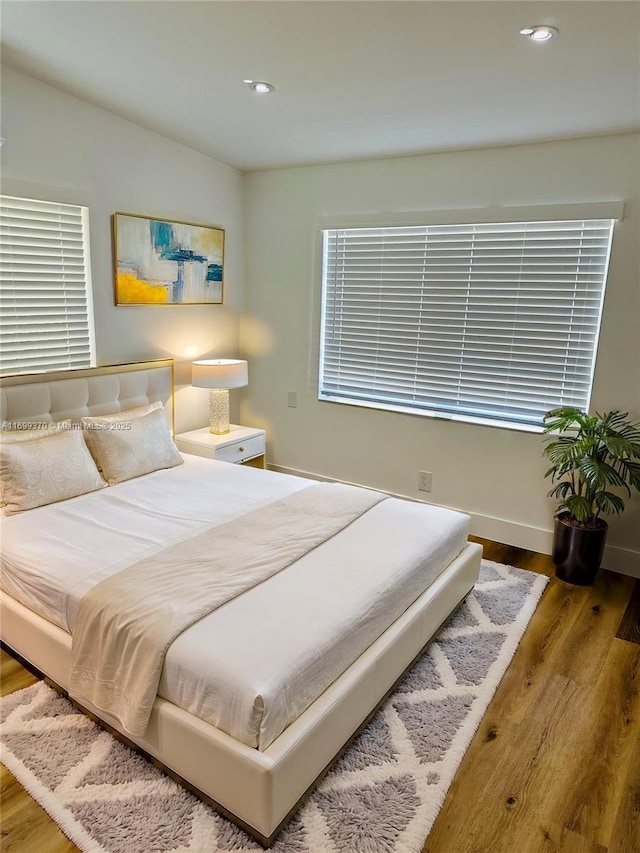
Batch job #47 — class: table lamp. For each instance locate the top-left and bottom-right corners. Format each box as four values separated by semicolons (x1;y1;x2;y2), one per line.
191;359;248;435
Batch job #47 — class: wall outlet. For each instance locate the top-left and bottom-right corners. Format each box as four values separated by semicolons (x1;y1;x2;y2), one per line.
418;470;432;492
287;390;297;408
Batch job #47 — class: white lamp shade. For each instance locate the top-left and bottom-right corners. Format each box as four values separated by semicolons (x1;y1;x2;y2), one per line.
191;359;248;389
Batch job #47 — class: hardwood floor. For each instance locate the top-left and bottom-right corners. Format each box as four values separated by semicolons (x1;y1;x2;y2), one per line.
1;537;638;853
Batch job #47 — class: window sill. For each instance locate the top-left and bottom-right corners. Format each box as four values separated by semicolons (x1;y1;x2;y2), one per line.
318;394;544;435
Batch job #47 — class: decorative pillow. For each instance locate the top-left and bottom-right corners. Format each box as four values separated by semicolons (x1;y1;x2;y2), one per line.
81;402;161;464
0;419;72;443
0;427;107;516
81;405;183;485
0;421;74;507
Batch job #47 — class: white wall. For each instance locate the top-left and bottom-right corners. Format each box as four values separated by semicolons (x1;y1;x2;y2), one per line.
241;133;640;576
1;67;244;432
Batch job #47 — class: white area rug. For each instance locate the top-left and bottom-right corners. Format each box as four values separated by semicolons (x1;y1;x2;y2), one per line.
0;560;547;853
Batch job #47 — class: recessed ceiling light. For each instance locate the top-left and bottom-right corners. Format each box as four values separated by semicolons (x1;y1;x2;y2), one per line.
243;80;275;94
520;25;559;42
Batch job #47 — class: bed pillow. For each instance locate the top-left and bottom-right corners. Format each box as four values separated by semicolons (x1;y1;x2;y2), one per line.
81;401;162;470
0;427;107;515
81;404;183;484
0;420;74;507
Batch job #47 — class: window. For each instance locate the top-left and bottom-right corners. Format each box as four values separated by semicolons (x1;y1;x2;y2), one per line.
0;195;95;375
319;218;615;429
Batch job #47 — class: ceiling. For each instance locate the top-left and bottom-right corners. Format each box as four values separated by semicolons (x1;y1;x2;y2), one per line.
2;1;639;171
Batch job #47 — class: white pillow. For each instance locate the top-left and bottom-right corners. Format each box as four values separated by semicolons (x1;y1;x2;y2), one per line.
0;420;74;507
81;402;161;471
81;404;183;485
0;427;106;516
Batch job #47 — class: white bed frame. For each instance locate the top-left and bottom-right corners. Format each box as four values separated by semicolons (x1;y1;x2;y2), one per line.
0;360;482;845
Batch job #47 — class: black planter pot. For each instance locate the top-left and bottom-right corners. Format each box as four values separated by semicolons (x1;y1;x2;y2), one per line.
552;513;608;586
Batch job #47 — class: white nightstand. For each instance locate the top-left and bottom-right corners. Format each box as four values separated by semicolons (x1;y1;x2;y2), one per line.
175;425;266;469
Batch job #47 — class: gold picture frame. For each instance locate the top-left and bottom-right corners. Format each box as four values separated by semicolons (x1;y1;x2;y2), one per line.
113;212;224;305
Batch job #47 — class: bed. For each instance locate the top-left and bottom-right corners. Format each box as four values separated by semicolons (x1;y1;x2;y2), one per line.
0;359;482;845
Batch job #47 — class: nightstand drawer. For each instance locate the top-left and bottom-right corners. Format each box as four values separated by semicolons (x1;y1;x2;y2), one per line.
175;425;266;467
215;434;265;464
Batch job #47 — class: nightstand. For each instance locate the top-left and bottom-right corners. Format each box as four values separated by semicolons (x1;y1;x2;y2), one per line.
175;425;266;469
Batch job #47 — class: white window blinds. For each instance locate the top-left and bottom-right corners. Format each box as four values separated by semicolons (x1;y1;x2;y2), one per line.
0;195;95;375
319;219;614;427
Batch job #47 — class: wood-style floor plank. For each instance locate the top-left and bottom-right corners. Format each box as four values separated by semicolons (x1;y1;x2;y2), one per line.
560;639;639;847
2;537;639;853
617;580;640;645
608;687;640;853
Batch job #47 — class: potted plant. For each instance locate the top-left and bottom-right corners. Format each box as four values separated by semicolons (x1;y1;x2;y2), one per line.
542;407;640;585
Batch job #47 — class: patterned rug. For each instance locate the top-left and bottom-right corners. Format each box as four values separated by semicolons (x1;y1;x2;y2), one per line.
1;560;547;853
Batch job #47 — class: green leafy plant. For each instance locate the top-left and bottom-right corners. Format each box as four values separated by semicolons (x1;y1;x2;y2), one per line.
543;408;640;527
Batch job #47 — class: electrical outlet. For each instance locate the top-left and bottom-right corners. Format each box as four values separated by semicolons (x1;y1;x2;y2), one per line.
418;471;432;492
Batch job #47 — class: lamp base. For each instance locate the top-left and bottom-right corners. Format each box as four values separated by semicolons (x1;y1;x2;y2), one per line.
209;389;230;435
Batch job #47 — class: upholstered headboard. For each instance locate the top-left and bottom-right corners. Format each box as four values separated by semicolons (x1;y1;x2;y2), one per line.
0;360;175;434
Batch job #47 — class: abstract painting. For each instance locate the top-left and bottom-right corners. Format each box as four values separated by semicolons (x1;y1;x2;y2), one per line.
114;213;224;305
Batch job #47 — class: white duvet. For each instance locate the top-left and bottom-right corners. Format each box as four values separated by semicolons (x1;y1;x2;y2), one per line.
0;455;469;749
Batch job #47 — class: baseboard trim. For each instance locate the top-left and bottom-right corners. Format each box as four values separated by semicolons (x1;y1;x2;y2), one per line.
268;464;640;580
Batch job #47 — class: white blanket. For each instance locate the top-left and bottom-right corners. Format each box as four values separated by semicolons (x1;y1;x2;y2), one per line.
69;482;384;736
